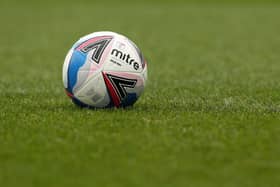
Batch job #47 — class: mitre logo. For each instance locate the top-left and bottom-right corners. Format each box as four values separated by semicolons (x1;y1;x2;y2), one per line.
111;49;139;70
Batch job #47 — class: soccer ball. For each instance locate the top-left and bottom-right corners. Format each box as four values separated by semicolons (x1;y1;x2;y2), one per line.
62;31;148;108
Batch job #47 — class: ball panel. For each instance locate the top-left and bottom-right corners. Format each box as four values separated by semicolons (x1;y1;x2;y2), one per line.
74;71;111;108
121;93;138;107
63;49;74;89
102;71;144;107
72;52;93;94
67;50;87;94
102;36;144;73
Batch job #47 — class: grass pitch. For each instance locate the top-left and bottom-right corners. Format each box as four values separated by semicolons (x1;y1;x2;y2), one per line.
1;1;280;187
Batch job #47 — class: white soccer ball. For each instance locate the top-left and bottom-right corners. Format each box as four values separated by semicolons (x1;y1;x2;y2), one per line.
63;31;148;108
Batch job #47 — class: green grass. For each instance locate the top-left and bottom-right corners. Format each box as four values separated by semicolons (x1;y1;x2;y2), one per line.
1;1;280;187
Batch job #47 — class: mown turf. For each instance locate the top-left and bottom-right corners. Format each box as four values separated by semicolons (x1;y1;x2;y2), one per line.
1;1;280;187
